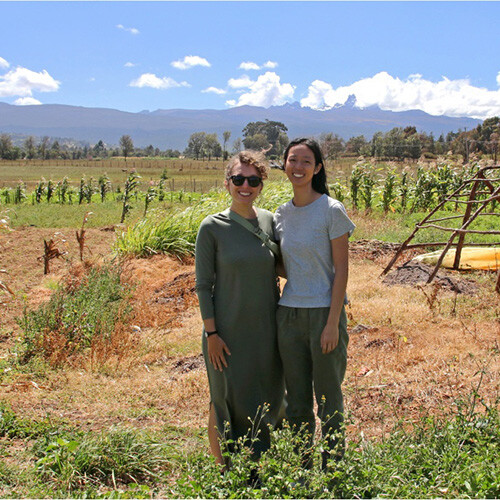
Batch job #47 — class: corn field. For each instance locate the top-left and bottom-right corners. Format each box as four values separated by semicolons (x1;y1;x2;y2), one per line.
1;159;496;214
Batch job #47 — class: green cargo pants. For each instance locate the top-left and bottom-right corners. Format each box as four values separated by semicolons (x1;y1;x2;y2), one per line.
277;305;348;462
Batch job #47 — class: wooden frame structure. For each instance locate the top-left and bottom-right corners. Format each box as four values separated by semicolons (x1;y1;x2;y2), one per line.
381;165;500;292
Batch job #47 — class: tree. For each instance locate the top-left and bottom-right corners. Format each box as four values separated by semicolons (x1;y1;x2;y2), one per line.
242;133;270;152
92;140;106;158
345;135;367;156
204;133;222;160
232;138;242;154
24;136;36;159
0;134;13;160
319;132;345;160
242;120;288;156
39;136;50;160
185;132;207;160
119;135;134;160
222;131;231;160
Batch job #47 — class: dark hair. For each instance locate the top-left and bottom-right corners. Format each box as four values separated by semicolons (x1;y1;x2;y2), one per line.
283;137;329;195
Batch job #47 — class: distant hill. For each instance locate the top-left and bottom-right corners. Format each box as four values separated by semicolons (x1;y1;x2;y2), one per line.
0;100;481;149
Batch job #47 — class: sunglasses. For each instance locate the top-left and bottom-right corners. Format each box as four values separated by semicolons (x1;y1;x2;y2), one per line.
228;175;263;188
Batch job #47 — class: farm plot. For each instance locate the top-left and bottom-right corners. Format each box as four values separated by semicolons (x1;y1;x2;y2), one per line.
0;182;498;498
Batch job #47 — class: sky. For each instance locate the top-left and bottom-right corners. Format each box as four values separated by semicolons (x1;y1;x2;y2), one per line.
1;1;500;120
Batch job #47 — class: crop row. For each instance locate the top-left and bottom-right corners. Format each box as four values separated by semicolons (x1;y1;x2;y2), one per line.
1;159;496;216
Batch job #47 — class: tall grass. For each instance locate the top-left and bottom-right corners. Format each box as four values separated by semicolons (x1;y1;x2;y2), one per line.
115;183;293;258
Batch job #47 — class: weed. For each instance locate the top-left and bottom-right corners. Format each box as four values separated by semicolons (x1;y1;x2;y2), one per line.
35;428;172;492
175;402;499;498
19;262;132;366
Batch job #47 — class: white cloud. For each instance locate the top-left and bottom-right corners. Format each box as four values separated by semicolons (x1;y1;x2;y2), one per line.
226;99;237;106
202;86;226;95
14;97;42;105
300;71;500;119
238;60;278;71
129;73;190;89
228;75;254;89
116;24;139;35
124;62;136;68
239;61;260;71
171;56;211;70
0;67;60;98
263;61;278;69
0;57;9;69
226;72;295;108
497;71;500;87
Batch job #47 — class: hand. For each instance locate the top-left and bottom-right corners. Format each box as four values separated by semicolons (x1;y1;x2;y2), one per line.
320;322;339;354
207;335;231;371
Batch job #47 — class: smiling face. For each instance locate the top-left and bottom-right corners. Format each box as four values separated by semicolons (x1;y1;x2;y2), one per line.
225;161;263;208
284;143;322;188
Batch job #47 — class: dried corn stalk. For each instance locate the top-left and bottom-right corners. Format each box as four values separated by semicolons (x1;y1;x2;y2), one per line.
39;237;67;274
76;211;93;261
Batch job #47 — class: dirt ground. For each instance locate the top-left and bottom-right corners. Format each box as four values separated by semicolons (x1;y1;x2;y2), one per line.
0;228;498;443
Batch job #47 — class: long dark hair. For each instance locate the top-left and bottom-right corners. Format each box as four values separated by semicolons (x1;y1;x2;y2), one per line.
283;138;329;195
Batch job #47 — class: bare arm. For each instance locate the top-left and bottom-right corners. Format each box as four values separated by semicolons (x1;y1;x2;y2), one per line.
320;233;349;354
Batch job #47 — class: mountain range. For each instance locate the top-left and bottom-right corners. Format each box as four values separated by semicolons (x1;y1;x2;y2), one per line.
0;99;481;150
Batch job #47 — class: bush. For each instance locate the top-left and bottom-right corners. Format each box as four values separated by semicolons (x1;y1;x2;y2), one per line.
19;263;132;366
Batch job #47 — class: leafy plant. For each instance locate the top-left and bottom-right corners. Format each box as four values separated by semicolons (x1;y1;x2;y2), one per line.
120;170;141;223
20;262;132;365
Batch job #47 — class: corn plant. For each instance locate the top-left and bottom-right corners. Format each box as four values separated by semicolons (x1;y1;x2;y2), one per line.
360;165;376;211
35;178;46;204
435;162;456;205
46;179;55;203
1;188;12;204
399;170;409;212
76;212;92;261
381;168;397;213
56;177;70;204
78;177;85;205
143;182;157;217
330;182;347;204
120;170;141;223
84;177;95;203
349;162;364;209
13;181;26;204
98;173;111;203
410;166;436;212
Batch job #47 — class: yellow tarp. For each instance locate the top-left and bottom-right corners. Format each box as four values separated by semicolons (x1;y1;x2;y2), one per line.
414;247;500;271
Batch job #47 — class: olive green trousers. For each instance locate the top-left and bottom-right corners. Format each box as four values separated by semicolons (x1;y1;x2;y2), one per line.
277;306;348;460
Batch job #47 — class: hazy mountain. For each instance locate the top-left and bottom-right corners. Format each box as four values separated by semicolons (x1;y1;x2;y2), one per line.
0;100;481;149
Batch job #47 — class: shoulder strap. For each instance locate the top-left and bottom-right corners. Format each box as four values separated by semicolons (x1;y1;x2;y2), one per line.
228;210;280;257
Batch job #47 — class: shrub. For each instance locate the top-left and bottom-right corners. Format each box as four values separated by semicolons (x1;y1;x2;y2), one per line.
19;263;132;366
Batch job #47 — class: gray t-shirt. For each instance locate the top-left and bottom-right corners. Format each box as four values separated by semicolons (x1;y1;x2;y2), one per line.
274;194;355;308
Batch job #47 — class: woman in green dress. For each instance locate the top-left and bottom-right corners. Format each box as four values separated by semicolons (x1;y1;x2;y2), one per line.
195;150;285;466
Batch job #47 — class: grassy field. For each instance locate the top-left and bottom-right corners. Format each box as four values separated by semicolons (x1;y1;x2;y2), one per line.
0;161;498;497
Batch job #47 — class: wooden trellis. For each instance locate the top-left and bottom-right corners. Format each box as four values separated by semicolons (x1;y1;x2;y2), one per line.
382;165;500;291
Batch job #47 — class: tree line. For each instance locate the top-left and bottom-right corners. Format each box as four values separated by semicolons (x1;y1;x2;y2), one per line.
1;116;499;163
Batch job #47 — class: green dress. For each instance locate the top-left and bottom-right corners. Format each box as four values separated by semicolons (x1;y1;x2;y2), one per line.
195;208;285;458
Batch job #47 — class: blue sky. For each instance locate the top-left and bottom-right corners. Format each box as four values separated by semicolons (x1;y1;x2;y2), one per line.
1;1;500;119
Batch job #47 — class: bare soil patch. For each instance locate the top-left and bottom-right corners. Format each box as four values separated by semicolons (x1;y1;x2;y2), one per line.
383;260;479;294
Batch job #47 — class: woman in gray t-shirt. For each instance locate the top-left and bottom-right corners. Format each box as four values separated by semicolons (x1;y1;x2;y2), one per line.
274;137;355;470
